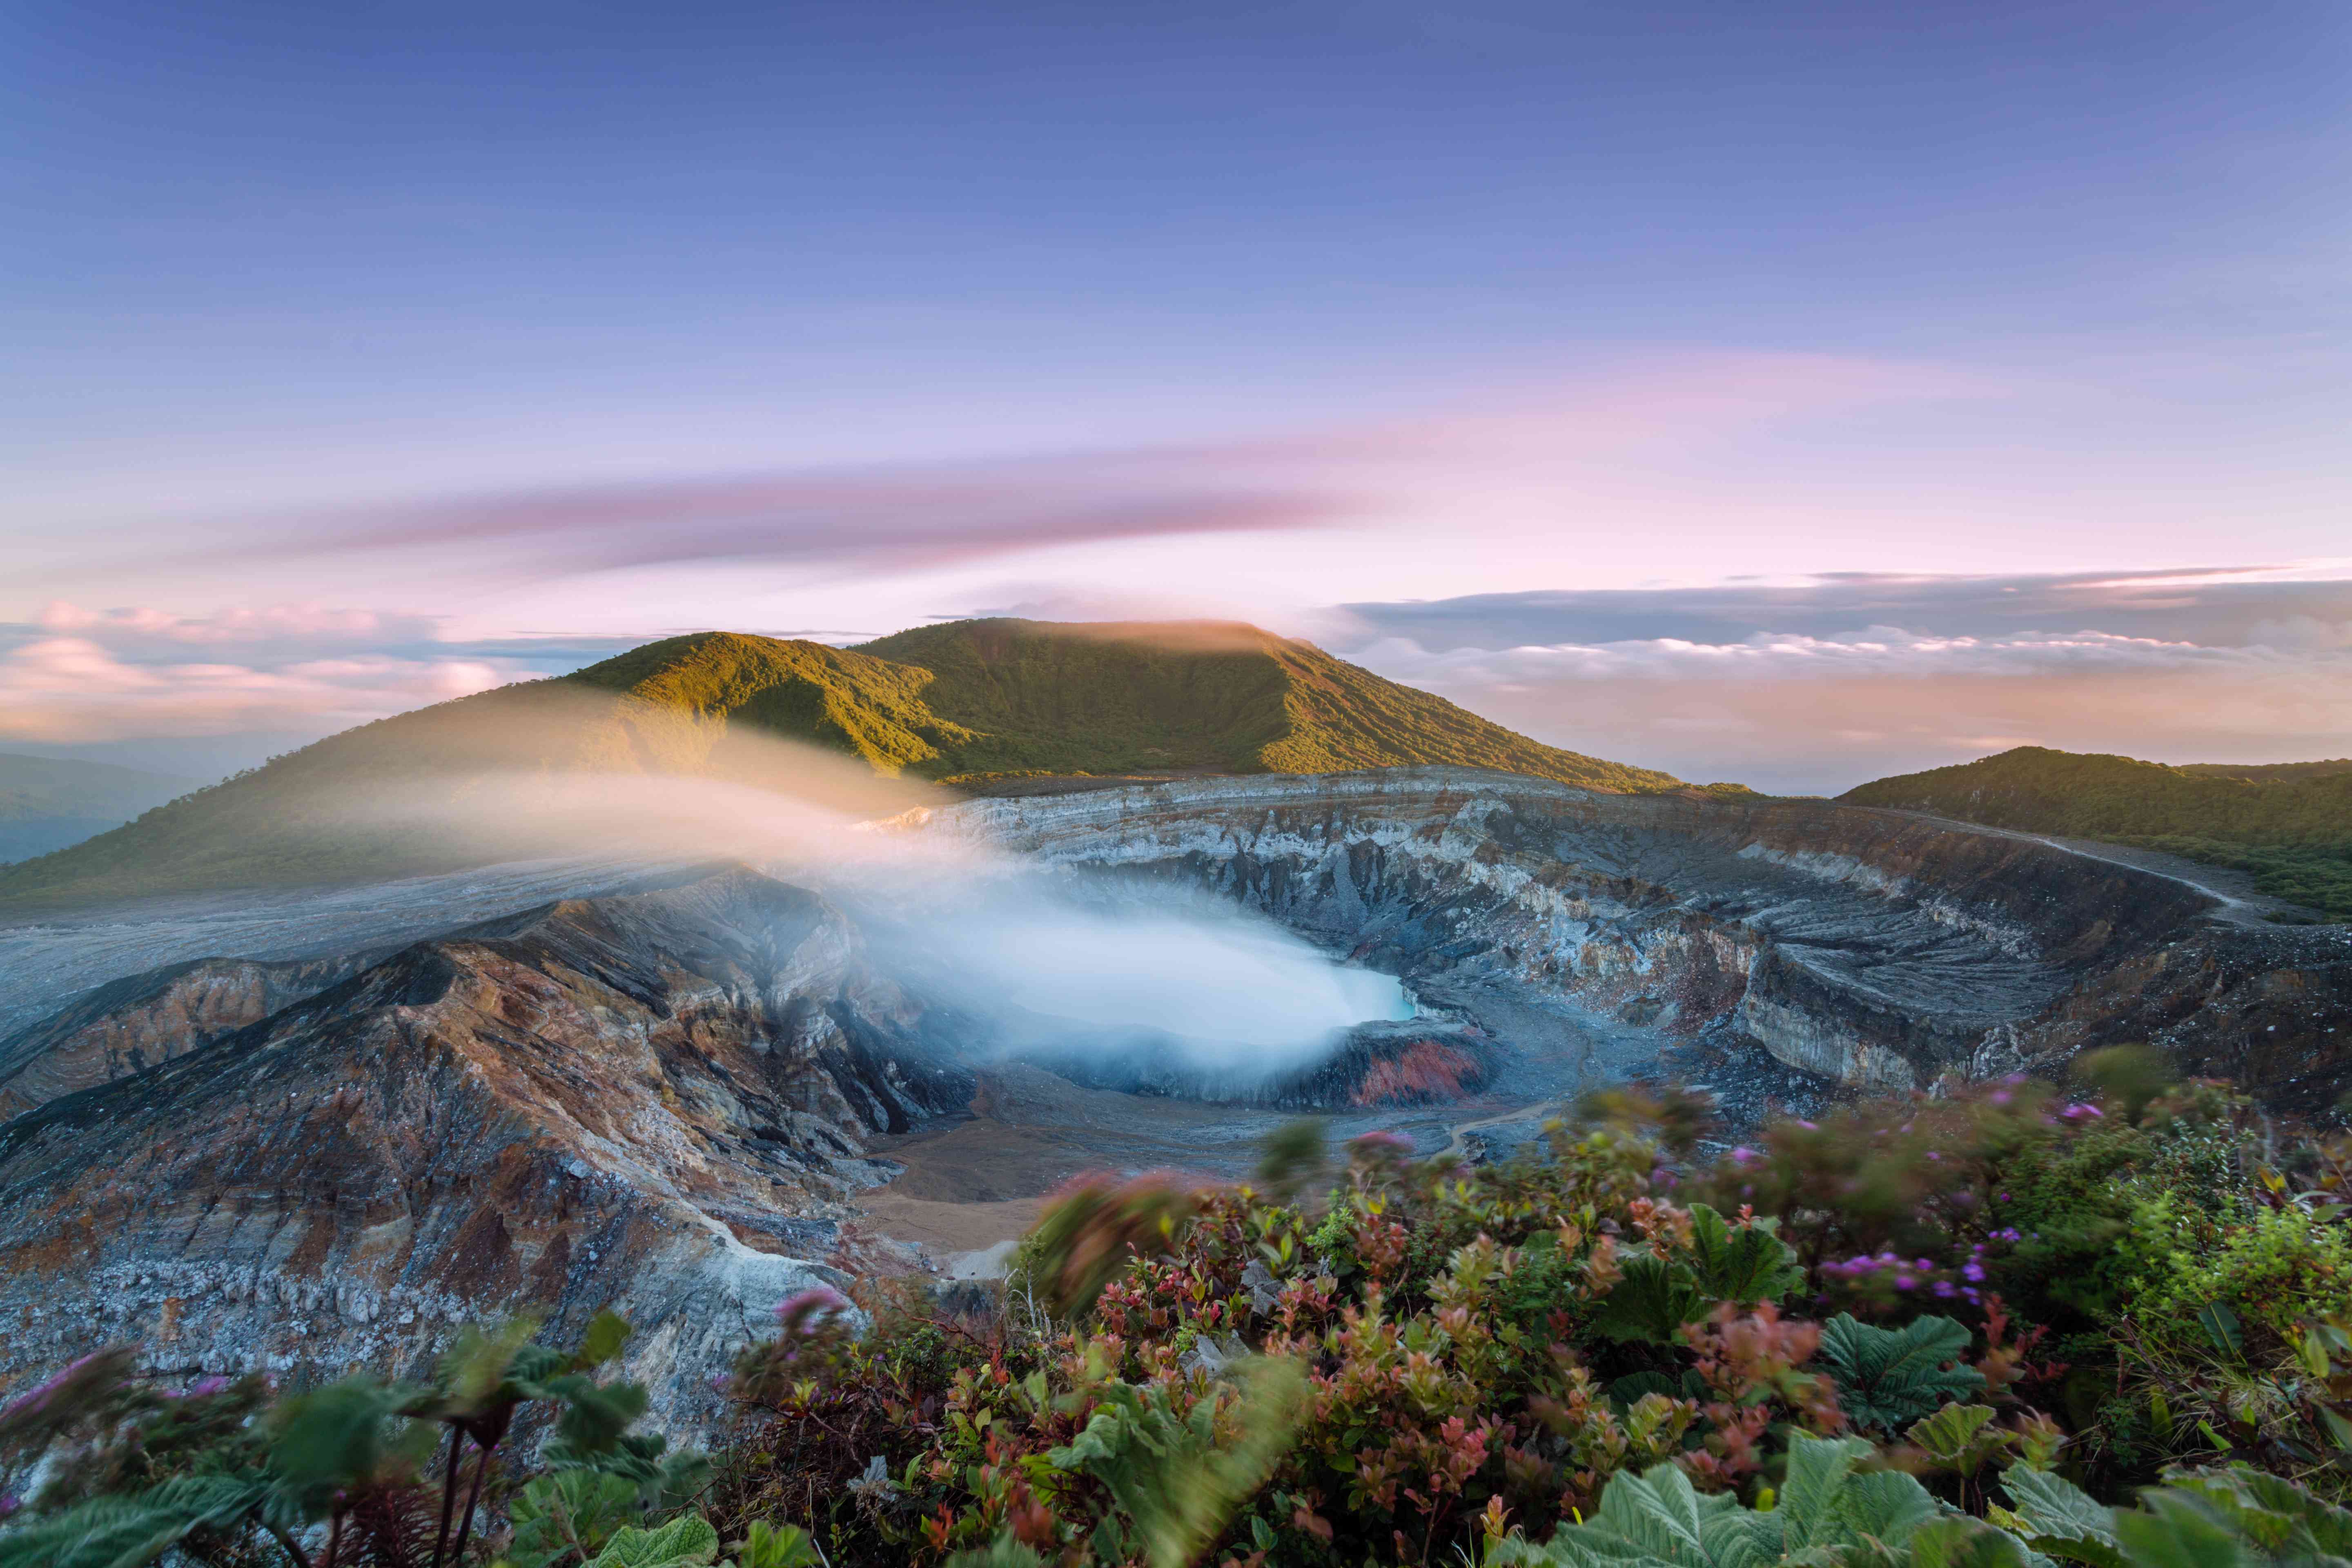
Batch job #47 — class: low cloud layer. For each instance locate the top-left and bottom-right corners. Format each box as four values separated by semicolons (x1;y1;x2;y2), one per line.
1334;572;2352;793
0;603;635;753
1337;570;2352;654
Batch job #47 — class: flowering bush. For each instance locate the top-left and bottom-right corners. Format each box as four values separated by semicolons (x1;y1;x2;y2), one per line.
5;1051;2348;1568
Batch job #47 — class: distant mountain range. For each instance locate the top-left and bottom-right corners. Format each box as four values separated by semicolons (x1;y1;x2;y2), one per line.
0;619;1703;906
1841;746;2352;920
0;754;201;866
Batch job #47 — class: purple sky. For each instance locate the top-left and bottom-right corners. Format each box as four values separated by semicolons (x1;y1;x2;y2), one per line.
7;2;2349;792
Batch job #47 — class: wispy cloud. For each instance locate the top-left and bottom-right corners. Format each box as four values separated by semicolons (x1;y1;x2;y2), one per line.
127;349;1984;599
0;635;517;744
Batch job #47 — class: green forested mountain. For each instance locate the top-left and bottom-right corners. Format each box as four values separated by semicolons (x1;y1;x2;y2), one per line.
0;620;1683;905
1842;745;2352;919
854;619;1681;786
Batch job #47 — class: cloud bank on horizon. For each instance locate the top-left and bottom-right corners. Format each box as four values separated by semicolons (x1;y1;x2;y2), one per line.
11;561;2352;795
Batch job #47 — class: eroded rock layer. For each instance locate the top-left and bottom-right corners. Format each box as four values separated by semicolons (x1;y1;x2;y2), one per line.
0;869;971;1428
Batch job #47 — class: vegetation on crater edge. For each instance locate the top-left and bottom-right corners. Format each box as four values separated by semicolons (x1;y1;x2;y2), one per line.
1841;746;2352;920
7;1052;2350;1568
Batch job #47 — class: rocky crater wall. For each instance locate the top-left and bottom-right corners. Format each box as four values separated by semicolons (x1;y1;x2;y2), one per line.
929;768;2352;1100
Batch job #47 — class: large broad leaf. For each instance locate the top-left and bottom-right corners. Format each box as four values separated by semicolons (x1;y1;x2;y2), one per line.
2153;1466;2352;1563
1686;1205;1804;1307
1588;1463;1744;1568
267;1376;434;1510
587;1513;721;1568
1048;1357;1304;1568
1909;1518;2035;1568
510;1469;642;1568
1816;1315;1988;1433
1775;1434;1872;1553
1835;1470;1942;1548
2002;1466;2118;1548
1592;1254;1711;1345
1906;1405;2005;1478
2111;1494;2258;1568
0;1477;267;1568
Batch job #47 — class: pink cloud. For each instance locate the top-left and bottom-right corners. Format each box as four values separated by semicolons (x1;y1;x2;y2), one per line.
0;634;513;743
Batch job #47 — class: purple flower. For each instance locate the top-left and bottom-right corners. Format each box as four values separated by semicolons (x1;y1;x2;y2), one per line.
0;1495;19;1522
1932;1282;1956;1298
189;1375;228;1397
0;1353;100;1422
776;1285;851;1332
1963;1262;1986;1282
2060;1103;2104;1123
1796;1120;1819;1131
1730;1147;1757;1165
1989;1090;2013;1106
1895;1275;1916;1290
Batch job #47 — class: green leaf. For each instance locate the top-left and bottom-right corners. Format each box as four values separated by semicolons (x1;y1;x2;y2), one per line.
1512;1438;1936;1568
1909;1518;2034;1568
1046;1357;1304;1568
1833;1470;1940;1547
1906;1405;2003;1476
578;1309;634;1369
1817;1315;1988;1433
1588;1463;1735;1568
2111;1495;2256;1568
2194;1303;2245;1358
0;1476;269;1568
1776;1434;1872;1551
2002;1467;2117;1549
1592;1254;1711;1345
510;1469;642;1568
588;1514;721;1568
266;1377;434;1512
2152;1465;2352;1560
729;1521;823;1568
1686;1204;1804;1306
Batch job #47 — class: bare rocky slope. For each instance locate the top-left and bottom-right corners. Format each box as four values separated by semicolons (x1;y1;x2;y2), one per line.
2;767;2347;1429
0;869;974;1428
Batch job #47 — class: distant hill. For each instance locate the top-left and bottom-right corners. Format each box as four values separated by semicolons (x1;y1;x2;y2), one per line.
1841;746;2352;920
0;754;201;866
0;620;1686;905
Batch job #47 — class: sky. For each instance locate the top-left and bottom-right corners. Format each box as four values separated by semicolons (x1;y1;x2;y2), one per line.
5;0;2349;793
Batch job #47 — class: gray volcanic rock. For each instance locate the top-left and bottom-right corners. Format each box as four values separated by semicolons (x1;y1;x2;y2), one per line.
0;951;376;1118
0;866;973;1429
922;767;2352;1100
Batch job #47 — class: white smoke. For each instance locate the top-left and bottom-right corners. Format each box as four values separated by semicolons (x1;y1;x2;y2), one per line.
310;713;1403;1081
